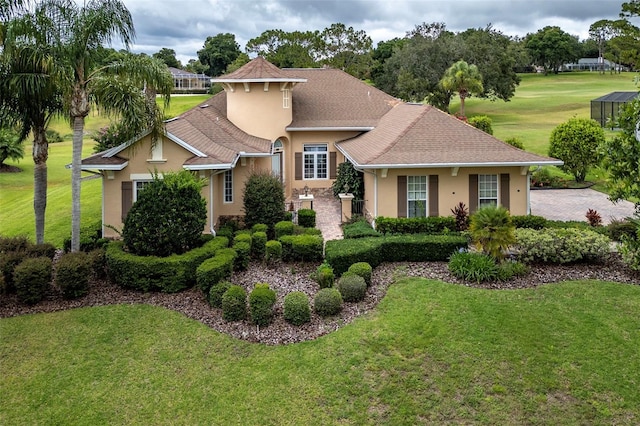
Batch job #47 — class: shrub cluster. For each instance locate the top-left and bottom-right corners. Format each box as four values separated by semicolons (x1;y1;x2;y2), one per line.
242;171;285;233
222;285;247;321
314;288;343;317
283;292;311;326
325;234;467;275
511;215;547;230
347;262;372;286
275;221;295;239
63;220;108;253
297;209;316;228
342;219;381;239
279;234;323;262
375;216;456;235
232;233;251;271
249;283;277;326
106;237;229;292
515;228;611;264
265;240;282;263
251;231;267;259
0;237;56;293
56;252;91;299
448;251;528;283
313;262;334;289
607;218;637;242
196;247;237;293
337;272;367;302
14;257;52;305
209;281;232;308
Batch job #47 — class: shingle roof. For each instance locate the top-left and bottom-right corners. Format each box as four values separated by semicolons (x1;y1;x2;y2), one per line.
336;103;562;168
213;56;306;82
592;91;638;102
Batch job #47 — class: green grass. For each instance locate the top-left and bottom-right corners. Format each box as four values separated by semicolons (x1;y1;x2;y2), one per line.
2;278;639;424
0;95;210;247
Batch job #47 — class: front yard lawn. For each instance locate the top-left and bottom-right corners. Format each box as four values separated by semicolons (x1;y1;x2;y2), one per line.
2;278;639;424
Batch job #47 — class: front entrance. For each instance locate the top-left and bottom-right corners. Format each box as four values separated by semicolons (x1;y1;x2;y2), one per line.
272;152;283;183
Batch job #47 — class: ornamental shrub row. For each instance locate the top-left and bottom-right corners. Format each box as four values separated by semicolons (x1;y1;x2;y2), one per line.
14;257;52;305
106;237;229;293
375;216;456;235
515;228;610;264
279;234;324;262
196;248;237;294
325;234;468;275
283;291;311;325
342;220;381;239
56;252;92;299
249;283;277;326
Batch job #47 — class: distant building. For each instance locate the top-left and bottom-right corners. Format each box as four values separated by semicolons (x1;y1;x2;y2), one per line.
591;91;638;127
169;67;212;93
564;58;626;72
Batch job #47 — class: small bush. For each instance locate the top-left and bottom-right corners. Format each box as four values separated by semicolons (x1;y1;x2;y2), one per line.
196;248;237;293
0;235;30;253
314;262;335;289
586;209;602;227
63;220;105;253
208;281;232;308
25;243;57;259
14;257;52;305
448;251;498;283
314;288;343;317
469;206;515;261
0;250;27;290
504;137;525;150
298;209;316;228
88;248;107;278
343;219;381;239
279;234;324;262
283;292;311;326
531;167;562;188
249;283;277;326
376;216;456;235
337;272;367;302
265;240;282;263
302;227;323;236
469;115;493;135
512;215;547;230
515;228;611;264
221;285;247;321
608;218;637;242
233;241;251;270
496;259;529;281
251;231;267;260
347;262;372;287
275;221;295;239
56;252;91;299
251;223;268;234
450;202;469;231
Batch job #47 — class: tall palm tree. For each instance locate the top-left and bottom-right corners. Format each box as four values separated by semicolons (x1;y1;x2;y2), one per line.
440;60;484;118
48;0;172;251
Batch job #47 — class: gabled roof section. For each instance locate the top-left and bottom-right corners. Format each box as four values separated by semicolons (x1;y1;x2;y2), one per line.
336;103;563;168
213;56;307;83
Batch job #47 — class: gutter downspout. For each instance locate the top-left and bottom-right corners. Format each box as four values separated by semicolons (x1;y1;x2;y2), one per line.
526;171;531;215
354;166;378;228
209;169;228;235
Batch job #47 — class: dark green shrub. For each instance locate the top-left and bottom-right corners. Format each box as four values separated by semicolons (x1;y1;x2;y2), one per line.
249;283;277;326
63;220;105;253
14;257;52;305
504;137;525;150
0;235;30;253
279;234;323;262
469;115;493;135
314;262;334;289
106;237;229;293
314;288;343;317
222;285;247;321
233;241;251;270
283;291;311;326
337;272;367;302
608;218;637;242
56;252;91;299
88;248;107;278
348;262;372;286
448;251;498;283
123;171;207;257
284;211;293;222
216;226;234;241
302;227;322;236
496;260;529;281
265;240;282;263
275;221;295;239
251;231;267;259
243;171;285;233
252;223;268;234
531;167;562;188
196;247;237;293
26;243;57;259
515;228;610;264
342;219;380;239
0;250;27;290
512;215;547;230
209;281;232;308
376;216;456;235
331;161;364;200
298;209;316;228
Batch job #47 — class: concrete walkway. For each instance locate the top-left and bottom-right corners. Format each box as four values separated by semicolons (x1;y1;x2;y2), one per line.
530;188;637;224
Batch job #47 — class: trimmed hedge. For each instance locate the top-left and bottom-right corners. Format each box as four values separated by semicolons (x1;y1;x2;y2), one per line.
209;281;232;308
233;241;251;271
515;228;611;264
106;237;229;293
251;223;268;234
511;215;547;230
265;240;282;263
251;231;267;260
337;272;367;302
375;216;456;235
275;221;295;239
298;209;316;228
196;248;237;293
279;234;324;262
283;291;311;326
222;285;247;321
14;257;52;305
56;252;91;299
314;288;343;317
249;283;277;326
348;262;372;287
314;262;334;289
343;220;381;239
325;234;468;275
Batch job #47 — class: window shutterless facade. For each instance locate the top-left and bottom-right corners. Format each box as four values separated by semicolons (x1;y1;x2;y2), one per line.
478;174;498;207
303;144;328;179
407;176;427;217
224;170;233;203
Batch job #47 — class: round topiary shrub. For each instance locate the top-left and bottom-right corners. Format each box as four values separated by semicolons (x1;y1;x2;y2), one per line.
122;170;206;257
252;223;268;234
222;285;247;321
14;257;52;305
314;288;343;317
284;291;311;326
274;221;295;239
297;209;316;228
314;262;334;289
347;262;372;287
265;240;282;263
243;171;285;233
209;281;232;308
56;251;91;299
251;231;267;260
249;283;277;326
337;272;367;302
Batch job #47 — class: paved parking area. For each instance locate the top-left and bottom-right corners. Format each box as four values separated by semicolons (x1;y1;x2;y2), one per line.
530;188;637;224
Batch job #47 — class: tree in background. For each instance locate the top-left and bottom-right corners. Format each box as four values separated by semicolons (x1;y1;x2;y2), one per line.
246;29;319;68
197;33;241;77
525;26;581;74
184;58;207;74
589;20;616;74
548;117;605;183
319;23;373;79
153;47;181;69
440;60;483;118
0;127;23;167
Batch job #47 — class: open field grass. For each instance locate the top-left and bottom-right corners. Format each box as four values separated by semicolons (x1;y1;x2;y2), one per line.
0;95;211;247
2;278;639;424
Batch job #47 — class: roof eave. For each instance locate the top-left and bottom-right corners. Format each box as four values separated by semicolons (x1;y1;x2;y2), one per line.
183;164;233;171
72;162;129;171
286;126;374;132
212;78;307;83
351;160;564;169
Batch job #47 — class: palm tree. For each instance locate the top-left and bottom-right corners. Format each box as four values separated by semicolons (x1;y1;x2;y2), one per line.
440;60;483;118
47;0;172;251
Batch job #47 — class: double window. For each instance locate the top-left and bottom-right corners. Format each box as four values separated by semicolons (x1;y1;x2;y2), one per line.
303;144;327;180
407;176;427;217
478;174;498;207
224;170;233;203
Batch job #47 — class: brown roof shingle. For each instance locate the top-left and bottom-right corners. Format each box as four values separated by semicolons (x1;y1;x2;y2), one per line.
214;56;305;82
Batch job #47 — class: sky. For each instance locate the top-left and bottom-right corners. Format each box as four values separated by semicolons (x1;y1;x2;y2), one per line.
118;0;631;65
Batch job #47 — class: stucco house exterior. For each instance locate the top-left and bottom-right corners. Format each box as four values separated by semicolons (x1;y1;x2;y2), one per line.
82;57;561;238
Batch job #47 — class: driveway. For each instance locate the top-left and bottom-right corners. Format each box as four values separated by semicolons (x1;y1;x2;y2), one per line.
530;188;637;224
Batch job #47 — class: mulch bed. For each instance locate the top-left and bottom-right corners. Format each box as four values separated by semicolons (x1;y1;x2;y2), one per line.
1;255;639;345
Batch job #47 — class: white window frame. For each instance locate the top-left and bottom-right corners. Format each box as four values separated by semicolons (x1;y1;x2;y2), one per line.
133;180;152;202
224;170;233;203
283;89;290;108
407;176;428;218
478;174;498;208
303;144;328;180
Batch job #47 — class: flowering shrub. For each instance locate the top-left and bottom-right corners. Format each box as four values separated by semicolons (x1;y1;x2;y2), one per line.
92;124;131;153
515;228;610;264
